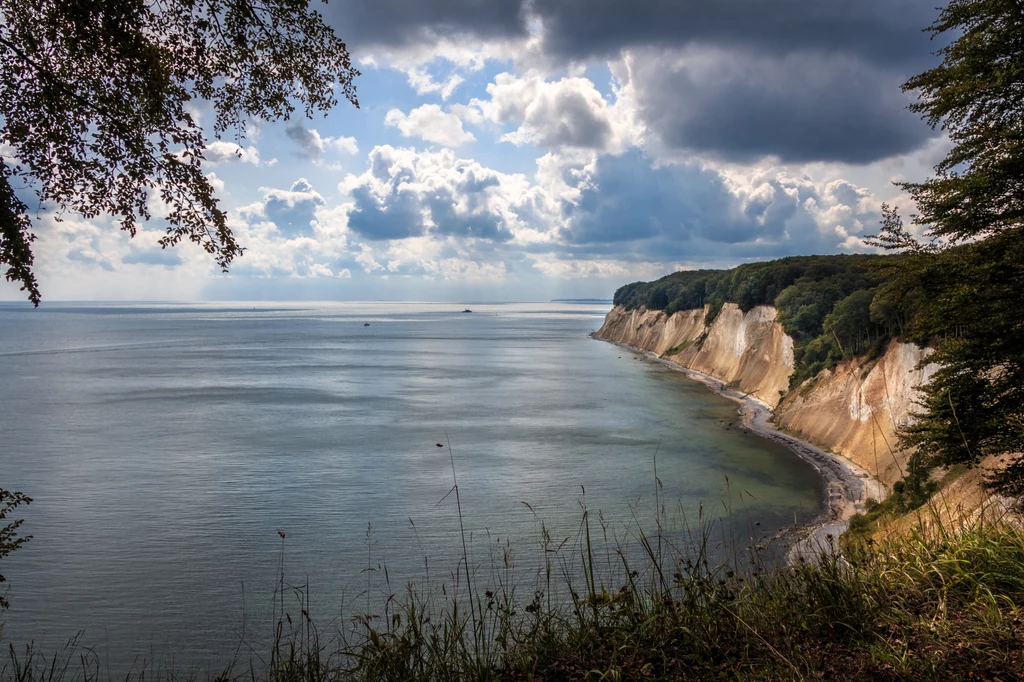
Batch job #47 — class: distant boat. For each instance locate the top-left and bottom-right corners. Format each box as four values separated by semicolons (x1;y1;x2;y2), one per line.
462;309;473;313
363;322;370;326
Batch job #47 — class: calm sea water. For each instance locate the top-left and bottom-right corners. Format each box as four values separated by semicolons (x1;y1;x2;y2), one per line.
0;302;823;670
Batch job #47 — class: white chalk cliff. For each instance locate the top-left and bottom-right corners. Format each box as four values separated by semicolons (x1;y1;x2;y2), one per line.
596;304;938;487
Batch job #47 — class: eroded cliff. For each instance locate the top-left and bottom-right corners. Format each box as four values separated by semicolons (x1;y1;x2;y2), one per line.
667;304;793;409
773;341;938;488
595;304;937;486
595;305;706;357
596;303;792;408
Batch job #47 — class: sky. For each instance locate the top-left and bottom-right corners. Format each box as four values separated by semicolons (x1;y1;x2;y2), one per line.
4;0;952;303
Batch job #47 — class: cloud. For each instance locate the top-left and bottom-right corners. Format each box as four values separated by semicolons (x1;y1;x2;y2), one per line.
241;178;327;237
8;140;903;304
223;182;364;282
325;0;526;49
473;71;620;150
284;124;320;158
327;137;360;155
347;184;425;240
66;246;115;271
528;255;660;280
203;141;262;166
530;0;937;68
330;0;939;165
556;150;882;261
337;144;885;271
284;123;359;160
384;105;476;147
406;66;465;99
343;145;526;241
221;157;524;286
205;172;226;194
621;47;932;164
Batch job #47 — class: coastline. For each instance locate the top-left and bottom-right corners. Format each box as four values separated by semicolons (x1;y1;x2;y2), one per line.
591;332;885;559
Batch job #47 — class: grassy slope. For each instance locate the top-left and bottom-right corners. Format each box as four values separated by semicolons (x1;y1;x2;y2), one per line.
6;510;1024;682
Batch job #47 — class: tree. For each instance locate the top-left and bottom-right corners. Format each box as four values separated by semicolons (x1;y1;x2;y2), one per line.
0;489;31;611
900;0;1024;243
823;289;875;358
878;228;1024;468
867;0;1024;482
0;0;359;305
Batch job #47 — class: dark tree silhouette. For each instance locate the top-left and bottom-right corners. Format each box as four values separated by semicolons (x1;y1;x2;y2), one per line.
0;0;360;305
0;489;31;611
867;0;1024;477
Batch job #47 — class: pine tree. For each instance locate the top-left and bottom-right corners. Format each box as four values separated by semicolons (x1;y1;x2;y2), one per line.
869;0;1024;485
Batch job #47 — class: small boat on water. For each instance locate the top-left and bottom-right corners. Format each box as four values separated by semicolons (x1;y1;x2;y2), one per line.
462;309;472;313
364;322;370;326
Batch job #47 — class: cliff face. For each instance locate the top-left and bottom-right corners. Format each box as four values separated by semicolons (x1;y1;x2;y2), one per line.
595;305;706;357
773;341;938;487
595;305;937;485
667;304;794;408
596;303;792;408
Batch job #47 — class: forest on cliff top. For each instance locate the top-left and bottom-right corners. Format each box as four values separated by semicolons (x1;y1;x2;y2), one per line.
612;254;899;385
612;207;1024;507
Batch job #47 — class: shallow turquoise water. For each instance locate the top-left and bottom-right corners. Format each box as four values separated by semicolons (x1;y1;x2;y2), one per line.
0;301;823;669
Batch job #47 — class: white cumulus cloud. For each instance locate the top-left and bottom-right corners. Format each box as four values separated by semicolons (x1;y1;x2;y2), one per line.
468;70;642;152
384;104;476;147
203;141;262;166
406;66;466;100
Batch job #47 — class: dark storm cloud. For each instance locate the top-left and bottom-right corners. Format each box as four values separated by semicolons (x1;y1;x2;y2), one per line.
327;0;942;165
326;0;526;47
582;0;946;165
631;49;933;163
334;0;938;64
530;0;938;68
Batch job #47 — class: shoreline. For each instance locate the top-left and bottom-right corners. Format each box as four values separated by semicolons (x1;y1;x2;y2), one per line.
592;333;885;558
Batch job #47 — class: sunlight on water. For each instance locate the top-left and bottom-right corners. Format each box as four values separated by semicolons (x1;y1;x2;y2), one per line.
0;301;823;670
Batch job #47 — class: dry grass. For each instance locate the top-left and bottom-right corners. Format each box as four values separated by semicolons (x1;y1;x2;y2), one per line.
4;497;1024;681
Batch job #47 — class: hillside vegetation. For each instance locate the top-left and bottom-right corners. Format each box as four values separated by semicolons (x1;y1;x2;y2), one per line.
613;254;903;385
5;511;1023;681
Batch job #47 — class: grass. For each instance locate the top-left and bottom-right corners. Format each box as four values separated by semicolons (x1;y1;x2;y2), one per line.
662;341;693;357
4;498;1024;682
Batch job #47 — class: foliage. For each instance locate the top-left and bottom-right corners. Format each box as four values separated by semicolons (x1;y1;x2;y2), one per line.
864;0;1024;480
5;509;1024;681
900;0;1024;244
0;0;360;305
986;456;1024;509
613;255;892;384
0;489;31;611
871;223;1024;470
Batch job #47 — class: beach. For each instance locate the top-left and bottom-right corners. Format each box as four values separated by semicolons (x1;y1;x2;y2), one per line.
593;334;887;558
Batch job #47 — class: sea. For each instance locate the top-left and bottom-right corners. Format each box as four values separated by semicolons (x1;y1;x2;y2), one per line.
0;301;824;672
